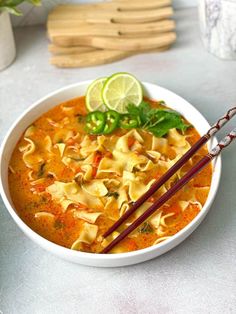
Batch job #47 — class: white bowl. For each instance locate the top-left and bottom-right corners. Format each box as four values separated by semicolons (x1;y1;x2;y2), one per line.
0;82;221;267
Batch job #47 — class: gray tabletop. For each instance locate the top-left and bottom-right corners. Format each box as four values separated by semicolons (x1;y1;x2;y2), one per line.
0;8;236;314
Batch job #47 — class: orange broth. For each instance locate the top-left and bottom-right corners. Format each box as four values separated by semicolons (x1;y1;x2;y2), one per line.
8;96;212;253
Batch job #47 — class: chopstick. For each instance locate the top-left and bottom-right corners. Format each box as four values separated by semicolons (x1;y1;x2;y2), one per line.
101;127;236;253
103;107;236;239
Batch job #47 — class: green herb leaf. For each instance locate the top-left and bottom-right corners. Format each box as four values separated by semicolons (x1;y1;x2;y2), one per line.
54;220;65;230
127;102;189;137
138;222;153;234
76;114;85;123
127;101;151;125
106;191;119;199
40;196;47;203
0;0;41;15
145;109;189;137
84;98;189;138
68;156;86;162
38;163;46;177
28;0;41;6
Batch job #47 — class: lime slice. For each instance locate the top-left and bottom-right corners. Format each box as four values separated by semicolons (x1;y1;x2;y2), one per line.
86;77;107;112
102;72;143;113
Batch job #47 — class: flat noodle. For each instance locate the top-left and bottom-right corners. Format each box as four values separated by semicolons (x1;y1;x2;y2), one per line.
151;136;168;154
153;236;171;245
19;138;43;168
104;197;119;221
173;140;191;156
71;222;98;250
55;143;66;157
130;140;143;152
47;118;61;128
111;150;149;173
179;200;189;211
24;125;36;137
46;181;103;210
124;177;155;202
146;150;161;161
190;201;203;210
80;165;93;181
158;156;182;189
116;187;129;209
167;128;186;147
115;129;144;153
61;152;94;173
35;212;55;219
160;213;175;227
149;211;162;229
73;211;102;224
136;160;155;171
44;135;53;153
61;105;75;115
134;202;153;218
61;199;74;212
28;170;35;180
80;135;106;157
97;156;123;176
156;225;166;236
119;203;129;217
101;231;120;248
8;165;16;174
53;130;74;144
30;178;45;186
82;180;108;197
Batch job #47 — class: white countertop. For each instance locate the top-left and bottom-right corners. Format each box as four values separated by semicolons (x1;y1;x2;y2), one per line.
0;8;236;314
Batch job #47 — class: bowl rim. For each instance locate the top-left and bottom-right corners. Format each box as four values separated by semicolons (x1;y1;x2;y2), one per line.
0;80;222;262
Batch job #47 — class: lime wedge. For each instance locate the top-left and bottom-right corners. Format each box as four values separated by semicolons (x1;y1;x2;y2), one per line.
85;77;107;112
102;72;143;113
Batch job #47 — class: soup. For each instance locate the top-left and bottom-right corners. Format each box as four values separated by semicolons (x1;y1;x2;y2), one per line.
8;96;212;253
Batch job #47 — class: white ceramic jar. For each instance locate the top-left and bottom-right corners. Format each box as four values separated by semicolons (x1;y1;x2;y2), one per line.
0;11;16;71
198;0;236;59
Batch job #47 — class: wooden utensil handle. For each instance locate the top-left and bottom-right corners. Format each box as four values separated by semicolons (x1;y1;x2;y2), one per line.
48;44;96;55
51;32;176;50
115;0;172;11
52;1;172;13
48;20;175;39
50;46;170;67
49;7;173;24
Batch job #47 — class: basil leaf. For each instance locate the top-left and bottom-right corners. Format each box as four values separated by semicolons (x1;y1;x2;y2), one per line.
127;101;151;125
145;109;190;137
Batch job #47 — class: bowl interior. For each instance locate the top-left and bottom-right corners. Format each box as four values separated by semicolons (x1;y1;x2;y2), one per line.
0;81;221;266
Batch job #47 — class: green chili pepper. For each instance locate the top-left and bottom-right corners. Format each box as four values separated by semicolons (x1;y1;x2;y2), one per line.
120;114;139;129
103;110;120;134
85;111;106;134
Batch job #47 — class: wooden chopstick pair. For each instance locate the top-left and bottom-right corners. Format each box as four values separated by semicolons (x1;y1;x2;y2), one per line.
101;107;236;253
